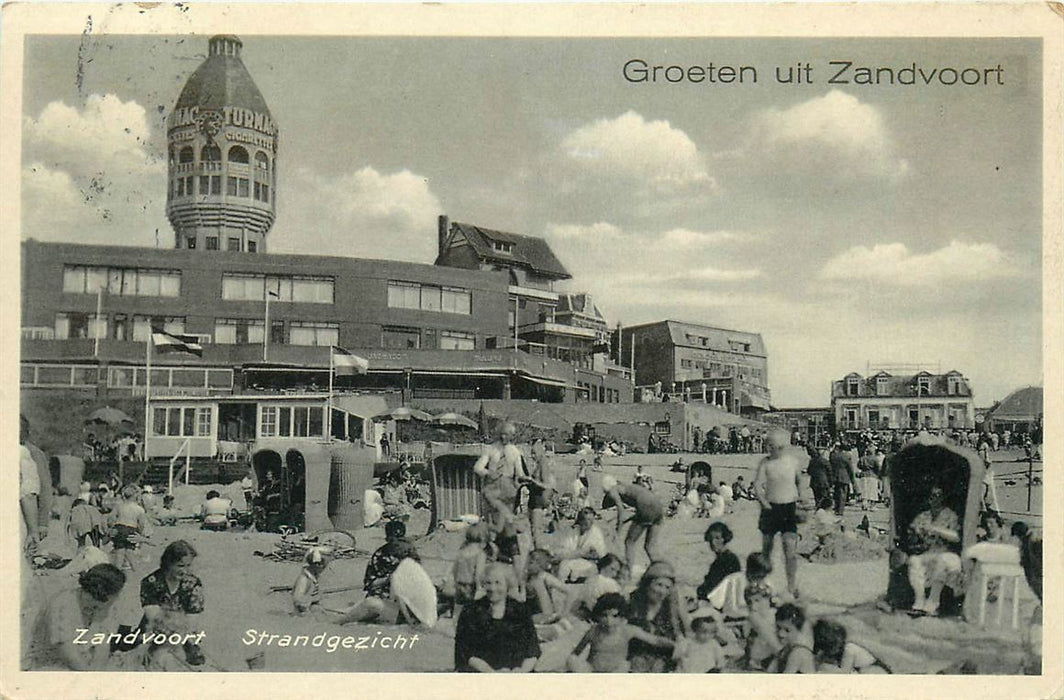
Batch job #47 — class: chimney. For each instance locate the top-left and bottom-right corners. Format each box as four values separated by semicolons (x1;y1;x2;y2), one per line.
437;215;450;259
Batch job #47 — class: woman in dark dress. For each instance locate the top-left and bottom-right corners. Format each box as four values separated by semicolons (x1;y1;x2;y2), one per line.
454;563;541;672
697;521;742;600
626;560;688;672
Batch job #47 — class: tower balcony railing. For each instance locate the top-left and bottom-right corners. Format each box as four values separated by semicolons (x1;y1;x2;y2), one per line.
201;161;224;172
174;163;196;174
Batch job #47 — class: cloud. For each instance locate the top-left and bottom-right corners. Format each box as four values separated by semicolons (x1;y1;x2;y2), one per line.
659;228;749;247
24;94;164;176
819;240;1022;286
545;222;624;241
273;166;442;261
21;95;168;245
743;90;908;181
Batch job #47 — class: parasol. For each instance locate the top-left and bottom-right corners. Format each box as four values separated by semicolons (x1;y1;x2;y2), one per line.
370;406;433;422
84;407;135;427
431;412;478;429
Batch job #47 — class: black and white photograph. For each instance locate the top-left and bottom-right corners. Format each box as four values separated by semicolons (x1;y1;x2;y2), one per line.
4;2;1061;696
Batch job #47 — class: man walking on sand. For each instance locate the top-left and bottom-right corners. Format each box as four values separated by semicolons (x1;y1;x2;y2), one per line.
752;429;807;599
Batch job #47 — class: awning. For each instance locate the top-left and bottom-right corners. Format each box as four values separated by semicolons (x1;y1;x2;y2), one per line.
412;371;507;378
517;375;577;389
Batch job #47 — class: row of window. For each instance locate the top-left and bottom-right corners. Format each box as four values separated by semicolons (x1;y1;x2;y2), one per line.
222;274;334;303
260;405;325;438
190;236;257;253
172;175;270;202
844;375;959;397
381;326;475;350
20;363;233;390
62;266;182;297
577;382;621;403
387;281;472;315
173;146;270;170
152;406;213;437
53;313;475;350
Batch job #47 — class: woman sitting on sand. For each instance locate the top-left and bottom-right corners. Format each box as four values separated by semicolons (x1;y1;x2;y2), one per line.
25;564;126;670
454;563;540;672
336;520;420;624
139;540;206;667
556;507;609;582
626;561;688;673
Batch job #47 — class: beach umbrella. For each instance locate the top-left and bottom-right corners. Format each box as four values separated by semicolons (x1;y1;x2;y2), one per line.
85;407;134;427
370;406;433;422
432;412;478;429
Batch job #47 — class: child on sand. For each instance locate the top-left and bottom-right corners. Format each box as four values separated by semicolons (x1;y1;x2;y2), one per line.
452;523;489;615
743;584;780;670
680;610;726;673
812;619;892;673
293;546;331;615
571;553;623;620
744;551;776;604
771;603;815;673
524;549;573;641
111;484;151;571
567;593;676;673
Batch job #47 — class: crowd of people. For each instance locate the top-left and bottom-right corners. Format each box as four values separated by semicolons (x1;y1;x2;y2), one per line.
19;408;1043;674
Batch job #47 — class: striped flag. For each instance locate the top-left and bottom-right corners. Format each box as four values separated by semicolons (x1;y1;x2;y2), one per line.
151;329;204;356
332;346;369;375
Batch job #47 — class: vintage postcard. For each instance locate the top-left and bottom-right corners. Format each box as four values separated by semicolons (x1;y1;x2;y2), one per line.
2;3;1060;699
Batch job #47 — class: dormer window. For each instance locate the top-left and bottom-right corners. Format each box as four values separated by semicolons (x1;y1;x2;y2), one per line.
876;376;889;396
918;376;931;396
492;240;514;254
846;377;860;396
947;375;962;395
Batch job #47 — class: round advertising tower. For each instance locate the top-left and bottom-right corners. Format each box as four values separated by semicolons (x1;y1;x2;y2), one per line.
166;35;277;253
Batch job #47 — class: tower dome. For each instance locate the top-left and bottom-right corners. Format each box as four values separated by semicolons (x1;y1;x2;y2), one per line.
166;35;277;253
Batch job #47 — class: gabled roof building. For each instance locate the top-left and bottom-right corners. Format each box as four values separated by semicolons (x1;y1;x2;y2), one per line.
830;369;975;432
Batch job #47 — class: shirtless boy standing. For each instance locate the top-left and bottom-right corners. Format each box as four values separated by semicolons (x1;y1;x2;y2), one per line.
752;429;807;599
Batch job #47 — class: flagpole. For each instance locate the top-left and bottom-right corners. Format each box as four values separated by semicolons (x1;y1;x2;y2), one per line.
94;286;103;357
144;334;151;460
327;347;335;441
263;293;271;362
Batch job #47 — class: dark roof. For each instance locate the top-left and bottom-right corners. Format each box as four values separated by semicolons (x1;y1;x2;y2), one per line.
557;293;604;320
445;222;571;280
833;372;972;399
174;36;272;117
987;386;1043;420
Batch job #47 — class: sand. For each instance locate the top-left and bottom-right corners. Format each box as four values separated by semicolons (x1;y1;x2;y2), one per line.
23;449;1040;674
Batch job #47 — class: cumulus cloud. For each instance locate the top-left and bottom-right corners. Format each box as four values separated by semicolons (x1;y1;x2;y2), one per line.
659;228;748;247
273;166;442;261
819;240;1021;285
744;90;908;181
21;95;167;244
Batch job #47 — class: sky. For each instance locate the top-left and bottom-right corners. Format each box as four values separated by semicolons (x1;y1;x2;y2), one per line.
19;35;1044;407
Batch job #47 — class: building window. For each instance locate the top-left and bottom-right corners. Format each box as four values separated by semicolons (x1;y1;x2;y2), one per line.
54;312;106;339
876;376;889;396
132;315;184;341
213;318;264;345
260;406;278;438
846;378;859;396
255;151;269;172
289;321;339;347
238;178;249;197
387;280;471;315
186;236;197;250
176;178;186;197
918;376;932;396
62;265;181;297
491;240;514;254
227;237;241;252
227;177;238;196
202;145;221;162
247;241;257;253
382;326;420;349
196;407;212;436
179;147;194;164
221;274;333;303
439;330;475;350
206;236;219;251
228;146;249;164
947;375;961;395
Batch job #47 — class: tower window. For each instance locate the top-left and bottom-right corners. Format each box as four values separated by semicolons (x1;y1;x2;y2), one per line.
179;147;194;164
238;179;249;197
176;179;185;197
186;237;197;250
206;236;219;251
227;238;241;252
202;145;221;162
228;146;249;164
255;152;269;172
247;241;257;253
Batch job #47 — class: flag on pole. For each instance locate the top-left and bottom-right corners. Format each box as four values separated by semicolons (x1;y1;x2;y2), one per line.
332;346;369;375
151;329;204;356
